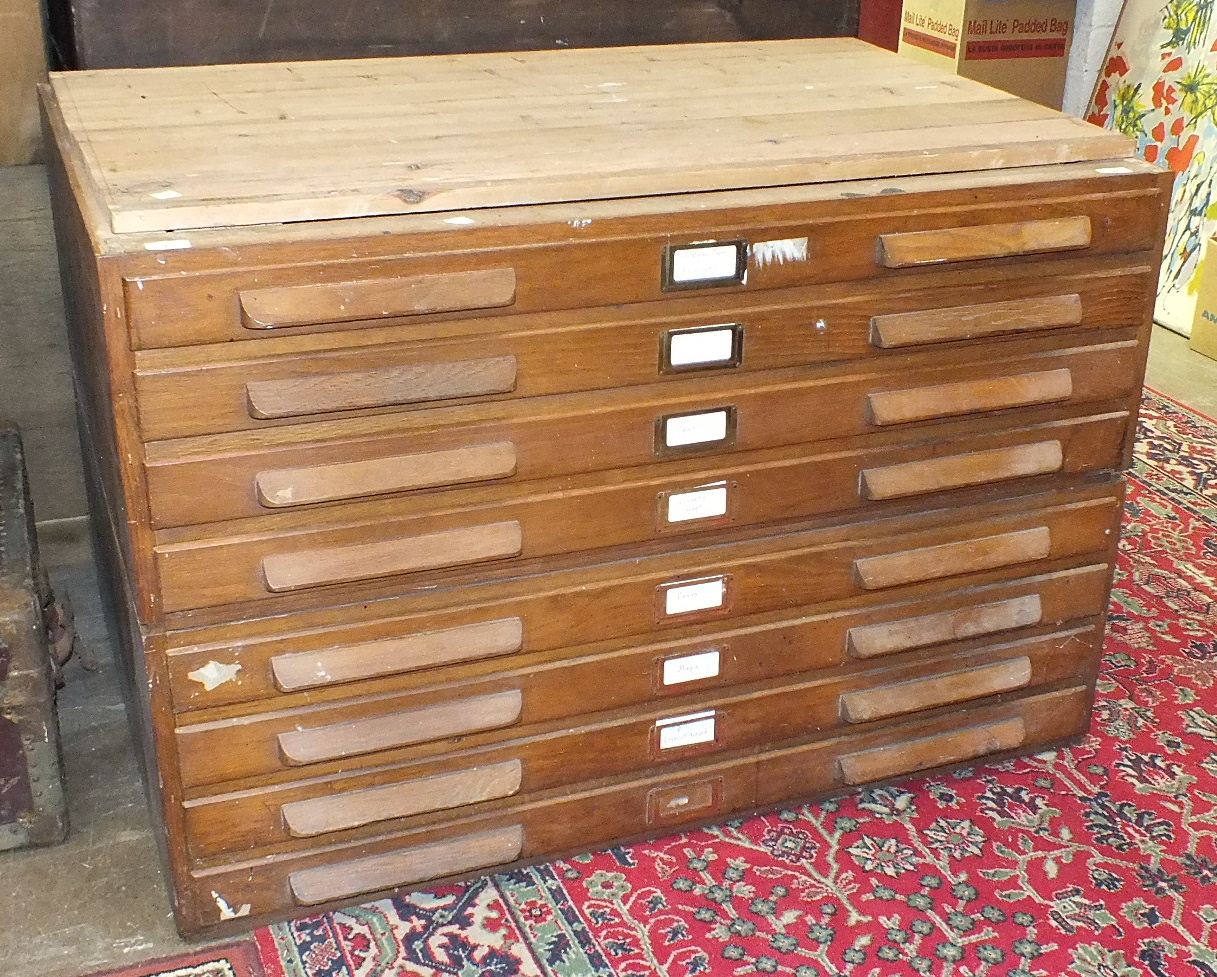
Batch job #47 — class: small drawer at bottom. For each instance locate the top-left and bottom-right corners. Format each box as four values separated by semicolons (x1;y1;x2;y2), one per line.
178;683;1091;934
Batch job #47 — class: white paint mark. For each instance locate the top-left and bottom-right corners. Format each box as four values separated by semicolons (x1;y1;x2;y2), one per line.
444;216;477;225
149;189;182;200
136;281;145;290
752;237;810;269
144;239;192;251
188;661;242;692
212;891;252;920
1096;166;1133;174
568;218;592;229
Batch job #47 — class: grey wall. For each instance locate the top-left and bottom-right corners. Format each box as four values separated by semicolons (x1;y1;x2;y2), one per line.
0;165;87;524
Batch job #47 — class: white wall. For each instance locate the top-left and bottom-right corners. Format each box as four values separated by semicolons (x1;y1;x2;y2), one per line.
1061;0;1125;116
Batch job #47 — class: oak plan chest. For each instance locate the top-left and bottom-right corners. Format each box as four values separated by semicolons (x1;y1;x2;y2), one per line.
42;38;1171;935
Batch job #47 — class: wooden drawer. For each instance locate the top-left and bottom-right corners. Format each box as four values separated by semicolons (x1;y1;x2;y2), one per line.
167;488;1121;788
120;178;1164;350
155;480;1122;630
132;260;1154;441
179;624;1099;855
143;337;1143;531
165;561;1114;714
151;411;1129;613
180;683;1092;929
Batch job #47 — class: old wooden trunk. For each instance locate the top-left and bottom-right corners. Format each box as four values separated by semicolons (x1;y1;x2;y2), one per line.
0;423;68;850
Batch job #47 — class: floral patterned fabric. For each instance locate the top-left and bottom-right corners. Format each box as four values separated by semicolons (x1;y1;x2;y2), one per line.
258;391;1217;977
1086;0;1217;332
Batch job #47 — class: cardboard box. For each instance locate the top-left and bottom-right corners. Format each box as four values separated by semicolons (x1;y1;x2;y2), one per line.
1190;239;1217;361
0;0;48;164
898;0;1075;109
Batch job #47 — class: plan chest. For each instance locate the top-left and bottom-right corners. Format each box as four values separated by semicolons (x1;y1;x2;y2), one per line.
42;38;1171;935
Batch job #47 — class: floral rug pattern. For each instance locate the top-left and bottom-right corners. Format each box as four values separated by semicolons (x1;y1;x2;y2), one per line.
258;391;1217;977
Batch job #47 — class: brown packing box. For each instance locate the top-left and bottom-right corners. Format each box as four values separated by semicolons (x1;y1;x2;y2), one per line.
897;0;1075;109
1189;238;1217;361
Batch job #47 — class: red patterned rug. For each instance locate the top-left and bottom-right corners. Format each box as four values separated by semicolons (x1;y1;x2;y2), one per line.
241;389;1217;977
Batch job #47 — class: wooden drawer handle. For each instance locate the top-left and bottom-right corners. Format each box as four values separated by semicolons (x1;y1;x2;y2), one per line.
256;442;518;508
876;216;1092;268
271;617;524;692
261;521;523;593
240;267;518;330
860;441;1064;501
277;689;523;766
246;356;518;419
289;824;524;905
281;760;523;837
854;526;1052;590
847;594;1042;659
871;293;1083;347
838;717;1026;785
867;369;1073;426
839;656;1033;724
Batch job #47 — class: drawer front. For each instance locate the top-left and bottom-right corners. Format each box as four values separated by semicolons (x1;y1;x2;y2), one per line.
122;180;1163;350
179;625;1098;855
132;261;1153;441
178;684;1091;930
144;338;1143;530
151;412;1129;612
165;562;1113;713
156;482;1122;633
167;487;1121;789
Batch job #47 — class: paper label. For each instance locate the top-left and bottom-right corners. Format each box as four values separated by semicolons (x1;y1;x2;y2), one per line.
669;327;736;367
657;710;717;749
662;650;721;686
671;244;740;283
667;485;729;523
665;410;728;448
664;577;725;616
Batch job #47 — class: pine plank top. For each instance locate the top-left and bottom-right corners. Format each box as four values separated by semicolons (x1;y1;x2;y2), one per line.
48;38;1134;234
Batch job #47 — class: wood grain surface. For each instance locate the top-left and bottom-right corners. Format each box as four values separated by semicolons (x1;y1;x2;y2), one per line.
48;40;1132;234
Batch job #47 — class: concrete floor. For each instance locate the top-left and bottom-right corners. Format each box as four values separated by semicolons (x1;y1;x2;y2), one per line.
1;161;1216;977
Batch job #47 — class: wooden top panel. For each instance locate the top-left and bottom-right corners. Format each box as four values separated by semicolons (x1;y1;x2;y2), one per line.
48;38;1133;234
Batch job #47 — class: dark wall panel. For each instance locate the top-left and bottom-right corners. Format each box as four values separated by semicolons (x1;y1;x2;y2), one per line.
46;0;859;70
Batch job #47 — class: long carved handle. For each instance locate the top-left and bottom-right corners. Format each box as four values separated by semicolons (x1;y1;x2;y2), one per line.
271;617;524;691
866;369;1073;425
854;526;1052;590
240;267;517;329
277;690;523;766
870;294;1083;347
289;825;524;904
281;760;523;837
839;657;1033;723
261;521;523;592
876;216;1091;268
860;442;1064;501
256;442;518;508
837;718;1026;784
246;357;518;418
846;595;1043;659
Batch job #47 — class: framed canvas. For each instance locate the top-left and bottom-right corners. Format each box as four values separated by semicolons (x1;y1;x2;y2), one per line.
1087;0;1217;335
